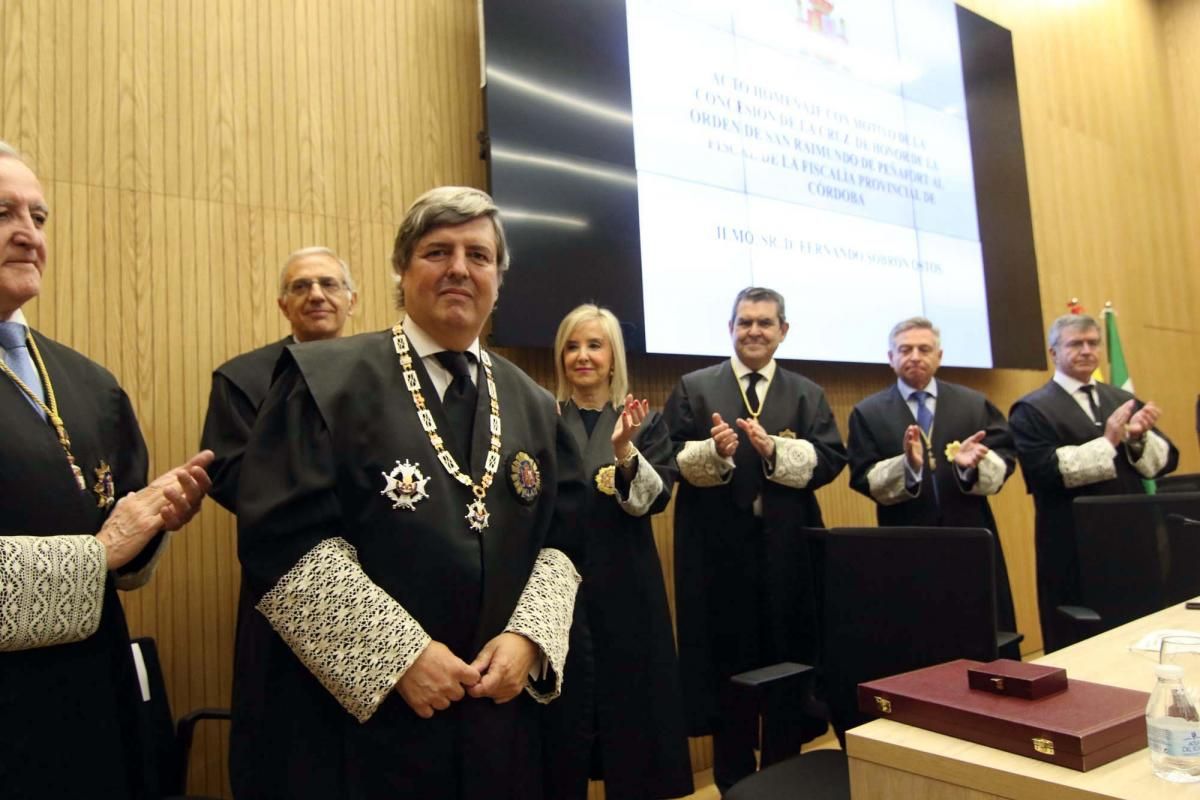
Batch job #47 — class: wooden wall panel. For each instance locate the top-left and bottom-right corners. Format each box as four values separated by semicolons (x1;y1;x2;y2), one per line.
2;1;1198;797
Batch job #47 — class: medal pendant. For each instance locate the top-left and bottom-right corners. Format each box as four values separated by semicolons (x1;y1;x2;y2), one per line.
71;464;86;491
929;457;936;470
465;499;490;532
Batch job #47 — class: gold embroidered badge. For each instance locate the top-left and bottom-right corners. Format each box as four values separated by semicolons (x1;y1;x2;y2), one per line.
594;464;617;496
509;451;541;504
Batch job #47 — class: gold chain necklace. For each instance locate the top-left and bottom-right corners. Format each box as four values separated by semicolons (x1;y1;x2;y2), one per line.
392;323;501;532
0;332;87;490
736;371;766;419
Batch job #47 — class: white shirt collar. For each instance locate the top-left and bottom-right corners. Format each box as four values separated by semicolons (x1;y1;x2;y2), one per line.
1053;370;1094;395
2;308;29;328
897;376;938;400
731;355;776;383
401;315;481;361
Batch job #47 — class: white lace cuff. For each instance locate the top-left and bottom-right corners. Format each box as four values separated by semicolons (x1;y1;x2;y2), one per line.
1056;437;1117;488
616;447;663;517
114;531;173;591
966;450;1007;496
1131;431;1169;478
504;547;581;703
866;454;918;506
0;535;106;652
256;537;431;723
677;439;732;487
767;437;817;489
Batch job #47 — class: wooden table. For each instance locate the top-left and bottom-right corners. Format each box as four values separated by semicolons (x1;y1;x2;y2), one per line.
846;601;1200;799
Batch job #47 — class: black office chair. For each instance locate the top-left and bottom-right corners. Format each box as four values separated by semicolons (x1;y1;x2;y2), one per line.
1058;491;1200;642
724;526;1001;800
130;637;231;800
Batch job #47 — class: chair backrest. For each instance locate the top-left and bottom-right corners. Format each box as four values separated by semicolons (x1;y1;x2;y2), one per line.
1072;492;1200;630
811;527;999;735
1156;474;1200;494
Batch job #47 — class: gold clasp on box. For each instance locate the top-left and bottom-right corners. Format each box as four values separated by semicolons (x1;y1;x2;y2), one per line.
1032;737;1055;755
990;677;1006;691
874;696;892;714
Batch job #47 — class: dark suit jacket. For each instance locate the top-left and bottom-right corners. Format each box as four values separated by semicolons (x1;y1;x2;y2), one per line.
847;380;1017;631
663;359;847;733
1010;379;1179;651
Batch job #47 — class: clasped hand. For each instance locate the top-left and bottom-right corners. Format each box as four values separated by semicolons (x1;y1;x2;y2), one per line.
97;449;214;570
1104;399;1160;447
711;412;776;460
396;633;539;719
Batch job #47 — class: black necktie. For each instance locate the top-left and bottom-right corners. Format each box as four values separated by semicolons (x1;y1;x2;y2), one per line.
745;372;763;414
434;350;477;464
1080;385;1102;428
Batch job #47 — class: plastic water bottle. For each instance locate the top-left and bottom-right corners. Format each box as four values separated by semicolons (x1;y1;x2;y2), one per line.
1146;663;1200;782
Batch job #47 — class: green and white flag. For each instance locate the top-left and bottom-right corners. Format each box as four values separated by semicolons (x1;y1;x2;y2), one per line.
1104;304;1155;493
1104;305;1133;393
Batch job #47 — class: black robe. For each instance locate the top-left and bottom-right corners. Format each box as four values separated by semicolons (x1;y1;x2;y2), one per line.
0;331;152;799
200;337;290;513
846;380;1018;633
199;336;291;796
663;360;847;733
233;330;586;800
544;403;693;800
1010;380;1179;652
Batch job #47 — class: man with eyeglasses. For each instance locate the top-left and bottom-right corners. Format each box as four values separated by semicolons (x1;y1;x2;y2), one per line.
201;246;358;511
1010;313;1179;652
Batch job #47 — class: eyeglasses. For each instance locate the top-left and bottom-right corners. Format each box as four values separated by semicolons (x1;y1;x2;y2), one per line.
286;277;347;297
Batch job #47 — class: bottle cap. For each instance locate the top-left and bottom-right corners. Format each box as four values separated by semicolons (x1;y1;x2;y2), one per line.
1156;663;1185;679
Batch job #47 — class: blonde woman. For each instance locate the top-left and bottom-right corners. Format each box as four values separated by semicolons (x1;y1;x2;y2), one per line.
543;304;692;800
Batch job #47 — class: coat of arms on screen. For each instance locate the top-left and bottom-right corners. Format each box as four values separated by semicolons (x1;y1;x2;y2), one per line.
797;0;848;44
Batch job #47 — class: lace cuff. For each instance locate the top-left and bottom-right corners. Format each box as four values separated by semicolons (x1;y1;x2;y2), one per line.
114;531;173;591
504;548;581;703
676;439;732;487
966;450;1007;496
1056;437;1117;488
866;454;919;506
0;535;106;652
616;447;663;517
767;437;816;489
256;537;431;723
1131;431;1169;478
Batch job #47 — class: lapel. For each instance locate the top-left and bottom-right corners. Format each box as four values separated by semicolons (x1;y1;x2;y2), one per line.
1043;381;1102;441
562;401;618;475
754;364;797;436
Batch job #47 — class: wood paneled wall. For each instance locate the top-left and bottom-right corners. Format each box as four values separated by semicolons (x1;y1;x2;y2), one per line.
2;1;1197;796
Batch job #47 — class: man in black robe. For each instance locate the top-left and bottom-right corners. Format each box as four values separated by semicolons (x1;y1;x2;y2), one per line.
201;246;358;511
200;247;358;793
0;140;211;798
663;286;847;793
847;316;1019;643
1010;313;1178;652
234;187;585;799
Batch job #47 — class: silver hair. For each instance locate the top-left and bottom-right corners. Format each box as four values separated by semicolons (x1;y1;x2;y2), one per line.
277;246;356;297
390;186;510;309
1047;313;1099;349
889;316;941;350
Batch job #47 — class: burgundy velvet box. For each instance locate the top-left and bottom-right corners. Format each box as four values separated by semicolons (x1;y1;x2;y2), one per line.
858;659;1149;771
967;659;1068;700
